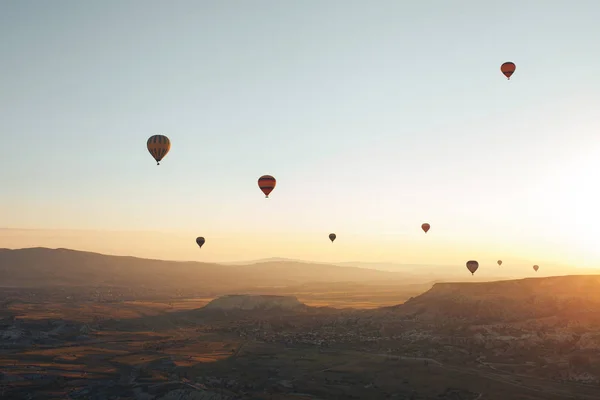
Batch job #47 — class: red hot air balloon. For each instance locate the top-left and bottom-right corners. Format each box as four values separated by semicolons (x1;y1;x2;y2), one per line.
466;260;479;275
258;175;276;198
421;223;430;233
501;62;516;80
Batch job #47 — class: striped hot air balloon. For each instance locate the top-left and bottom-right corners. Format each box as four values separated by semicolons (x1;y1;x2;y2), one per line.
147;135;171;165
258;175;276;198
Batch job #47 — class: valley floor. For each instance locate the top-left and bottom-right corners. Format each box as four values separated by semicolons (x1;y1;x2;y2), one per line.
2;294;600;399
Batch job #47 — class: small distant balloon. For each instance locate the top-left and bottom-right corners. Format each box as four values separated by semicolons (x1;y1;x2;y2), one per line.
497;260;502;266
501;62;516;80
196;237;205;248
466;260;479;275
533;264;539;272
147;135;171;165
329;233;336;243
258;175;276;198
421;223;430;233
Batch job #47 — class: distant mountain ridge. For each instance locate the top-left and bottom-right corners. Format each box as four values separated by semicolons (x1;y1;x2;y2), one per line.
0;247;412;290
221;257;304;265
223;258;595;279
223;257;455;271
1;247;597;295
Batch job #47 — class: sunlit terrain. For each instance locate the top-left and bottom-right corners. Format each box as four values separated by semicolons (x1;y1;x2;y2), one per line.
1;248;600;399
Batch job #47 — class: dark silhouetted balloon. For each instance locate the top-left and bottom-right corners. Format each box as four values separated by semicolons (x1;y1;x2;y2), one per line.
466;260;479;275
533;264;539;272
147;135;171;165
501;62;516;80
329;233;336;242
497;260;502;266
421;223;430;233
196;237;205;248
258;175;276;198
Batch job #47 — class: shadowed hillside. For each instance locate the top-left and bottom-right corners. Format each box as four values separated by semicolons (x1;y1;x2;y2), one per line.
0;247;407;290
387;275;600;324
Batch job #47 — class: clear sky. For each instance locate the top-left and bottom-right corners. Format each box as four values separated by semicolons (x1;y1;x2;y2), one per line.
1;0;600;268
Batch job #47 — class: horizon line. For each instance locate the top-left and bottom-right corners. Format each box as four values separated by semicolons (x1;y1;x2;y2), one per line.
2;246;594;273
1;246;454;268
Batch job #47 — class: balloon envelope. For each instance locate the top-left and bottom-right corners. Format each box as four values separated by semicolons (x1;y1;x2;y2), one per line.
147;135;171;165
196;237;205;248
258;175;276;198
421;223;430;233
533;264;539;272
497;260;502;266
329;233;336;242
466;260;479;275
501;62;516;79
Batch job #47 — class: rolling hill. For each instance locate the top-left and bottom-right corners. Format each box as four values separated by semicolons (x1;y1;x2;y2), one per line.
0;247;410;290
223;258;598;281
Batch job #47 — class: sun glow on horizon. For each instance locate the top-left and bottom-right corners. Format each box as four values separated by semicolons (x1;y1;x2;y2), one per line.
520;140;600;267
0;227;596;275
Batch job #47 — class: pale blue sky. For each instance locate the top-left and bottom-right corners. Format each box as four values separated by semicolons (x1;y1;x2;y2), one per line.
1;0;600;266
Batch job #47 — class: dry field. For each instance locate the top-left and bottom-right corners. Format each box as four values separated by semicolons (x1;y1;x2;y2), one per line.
240;283;424;309
0;326;243;398
194;341;600;400
7;287;413;324
3;297;600;399
8;298;214;323
297;293;408;309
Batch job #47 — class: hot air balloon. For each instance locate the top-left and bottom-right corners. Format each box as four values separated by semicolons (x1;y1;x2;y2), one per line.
533;264;539;272
329;233;336;242
501;62;516;80
421;223;430;233
147;135;171;165
258;175;276;198
466;260;479;275
497;260;502;266
196;237;205;248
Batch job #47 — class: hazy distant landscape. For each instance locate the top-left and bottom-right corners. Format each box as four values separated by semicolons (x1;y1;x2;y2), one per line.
2;248;600;399
2;247;593;310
